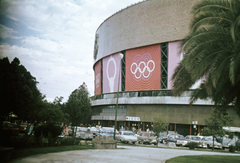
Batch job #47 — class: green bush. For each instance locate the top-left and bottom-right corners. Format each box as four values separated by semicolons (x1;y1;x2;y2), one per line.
11;135;36;149
34;123;63;146
56;137;83;146
57;138;76;146
188;142;198;150
34;123;63;139
229;145;236;153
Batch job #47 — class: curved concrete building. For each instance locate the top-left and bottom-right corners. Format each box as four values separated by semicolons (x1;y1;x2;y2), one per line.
91;0;240;136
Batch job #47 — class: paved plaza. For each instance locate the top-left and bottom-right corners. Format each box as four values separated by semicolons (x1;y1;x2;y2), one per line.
11;145;240;163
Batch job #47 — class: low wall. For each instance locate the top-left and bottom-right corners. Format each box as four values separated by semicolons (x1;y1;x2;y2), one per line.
93;136;117;149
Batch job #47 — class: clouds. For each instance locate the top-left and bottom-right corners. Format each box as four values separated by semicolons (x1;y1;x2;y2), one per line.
0;24;19;39
0;0;141;102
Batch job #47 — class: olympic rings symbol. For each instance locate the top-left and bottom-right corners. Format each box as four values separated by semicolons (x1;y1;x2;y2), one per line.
130;60;155;80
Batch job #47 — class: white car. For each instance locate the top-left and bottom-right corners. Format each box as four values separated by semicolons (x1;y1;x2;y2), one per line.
75;127;94;140
202;136;222;149
185;135;204;147
116;130;137;144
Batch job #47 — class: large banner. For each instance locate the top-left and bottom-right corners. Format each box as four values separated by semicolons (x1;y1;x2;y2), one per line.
102;53;122;93
94;60;101;95
125;44;161;91
168;41;181;89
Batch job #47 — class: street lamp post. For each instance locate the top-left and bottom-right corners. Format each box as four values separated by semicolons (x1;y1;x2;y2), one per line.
113;53;123;141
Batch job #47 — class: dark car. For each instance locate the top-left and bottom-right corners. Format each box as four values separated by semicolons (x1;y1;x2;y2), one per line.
2;123;19;136
158;135;167;143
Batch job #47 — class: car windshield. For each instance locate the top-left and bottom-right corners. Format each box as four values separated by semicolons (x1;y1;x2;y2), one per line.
101;130;114;134
123;132;134;136
192;137;201;141
203;137;216;141
175;135;184;139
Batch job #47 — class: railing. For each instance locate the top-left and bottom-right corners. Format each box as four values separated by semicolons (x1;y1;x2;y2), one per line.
90;90;194;101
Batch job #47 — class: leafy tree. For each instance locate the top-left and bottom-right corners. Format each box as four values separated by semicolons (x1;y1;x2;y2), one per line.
65;82;92;136
41;100;64;124
27;97;69;136
202;108;233;151
171;0;240;115
153;114;169;146
0;57;44;123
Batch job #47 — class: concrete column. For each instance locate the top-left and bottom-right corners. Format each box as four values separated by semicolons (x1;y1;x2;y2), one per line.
174;124;176;133
167;125;168;135
143;122;145;131
190;125;192;135
138;122;140;130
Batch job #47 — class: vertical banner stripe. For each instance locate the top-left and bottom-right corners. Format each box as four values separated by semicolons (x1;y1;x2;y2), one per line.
94;61;101;95
168;41;181;89
103;53;122;94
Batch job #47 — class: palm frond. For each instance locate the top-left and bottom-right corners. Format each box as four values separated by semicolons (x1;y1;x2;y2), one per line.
171;63;195;96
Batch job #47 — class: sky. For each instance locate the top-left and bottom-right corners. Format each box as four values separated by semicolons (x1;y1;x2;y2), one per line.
0;0;142;102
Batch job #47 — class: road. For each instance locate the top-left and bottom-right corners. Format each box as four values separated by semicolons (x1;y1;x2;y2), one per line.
11;145;240;163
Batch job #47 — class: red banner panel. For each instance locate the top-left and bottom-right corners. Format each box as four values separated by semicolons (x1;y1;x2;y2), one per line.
94;61;101;95
125;44;161;91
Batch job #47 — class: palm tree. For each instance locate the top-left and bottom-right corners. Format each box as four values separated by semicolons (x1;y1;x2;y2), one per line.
171;0;240;115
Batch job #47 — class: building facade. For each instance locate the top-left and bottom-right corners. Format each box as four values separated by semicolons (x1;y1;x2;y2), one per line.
91;0;240;136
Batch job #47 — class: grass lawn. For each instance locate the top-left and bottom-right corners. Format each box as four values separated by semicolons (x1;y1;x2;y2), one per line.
166;155;240;163
11;145;94;160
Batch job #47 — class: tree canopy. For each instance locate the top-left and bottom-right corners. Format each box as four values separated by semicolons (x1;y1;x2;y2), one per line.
171;0;240;115
202;108;233;150
153;114;168;135
0;57;44;122
65;82;92;127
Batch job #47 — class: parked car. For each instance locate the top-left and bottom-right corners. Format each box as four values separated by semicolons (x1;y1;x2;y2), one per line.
166;133;189;146
216;136;237;149
75;127;94;140
185;135;204;147
142;138;157;145
158;135;167;143
116;130;137;144
97;127;119;137
19;122;28;133
2;123;19;136
136;131;157;145
202;136;222;149
89;127;100;137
